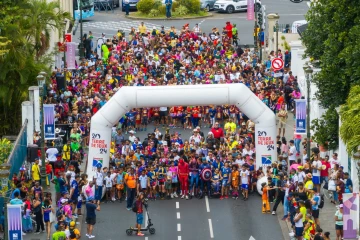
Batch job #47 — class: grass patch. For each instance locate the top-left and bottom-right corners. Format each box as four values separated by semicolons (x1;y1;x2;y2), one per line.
132;11;209;18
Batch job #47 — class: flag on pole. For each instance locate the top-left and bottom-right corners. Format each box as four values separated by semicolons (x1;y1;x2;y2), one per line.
295;99;306;134
43;104;55;140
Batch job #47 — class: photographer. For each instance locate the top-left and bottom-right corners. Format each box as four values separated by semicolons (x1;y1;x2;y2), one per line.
133;192;147;236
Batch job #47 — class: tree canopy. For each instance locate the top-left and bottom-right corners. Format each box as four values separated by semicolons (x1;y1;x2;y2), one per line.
0;0;70;135
339;85;360;155
301;0;360;108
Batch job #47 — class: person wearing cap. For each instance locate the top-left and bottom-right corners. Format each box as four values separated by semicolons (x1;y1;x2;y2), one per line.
85;196;100;239
334;204;344;239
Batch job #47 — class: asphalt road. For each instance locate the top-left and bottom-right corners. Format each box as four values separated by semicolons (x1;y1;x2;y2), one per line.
81;124;284;240
74;0;308;45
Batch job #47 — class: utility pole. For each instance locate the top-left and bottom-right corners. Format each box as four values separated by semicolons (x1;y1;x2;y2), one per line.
275;20;279;56
79;0;85;58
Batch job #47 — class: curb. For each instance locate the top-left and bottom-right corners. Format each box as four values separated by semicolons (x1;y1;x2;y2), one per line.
124;12;213;20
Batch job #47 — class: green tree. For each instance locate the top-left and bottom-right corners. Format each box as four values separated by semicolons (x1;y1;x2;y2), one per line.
0;0;71;135
339;85;360;155
301;0;360;108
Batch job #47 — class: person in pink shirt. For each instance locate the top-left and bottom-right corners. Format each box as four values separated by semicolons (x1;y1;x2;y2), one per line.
169;161;178;198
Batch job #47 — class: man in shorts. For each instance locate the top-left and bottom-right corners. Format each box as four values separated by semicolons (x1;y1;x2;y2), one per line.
85;197;100;239
134;193;145;236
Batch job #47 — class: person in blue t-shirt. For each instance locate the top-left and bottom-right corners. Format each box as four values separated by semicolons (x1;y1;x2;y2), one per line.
311;188;321;226
220;161;231;200
199;158;211;198
212;158;224;173
70;174;81;218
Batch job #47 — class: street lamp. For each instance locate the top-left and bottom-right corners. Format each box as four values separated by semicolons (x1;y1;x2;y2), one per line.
303;63;313;159
79;0;85;58
37;73;47;189
63;20;67;68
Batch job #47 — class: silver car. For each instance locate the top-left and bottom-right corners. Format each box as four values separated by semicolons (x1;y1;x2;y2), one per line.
200;0;217;11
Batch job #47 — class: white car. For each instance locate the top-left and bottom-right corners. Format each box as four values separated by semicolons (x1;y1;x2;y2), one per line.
214;0;258;14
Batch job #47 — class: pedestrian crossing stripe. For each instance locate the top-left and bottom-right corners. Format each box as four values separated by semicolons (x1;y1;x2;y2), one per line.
82;21;175;33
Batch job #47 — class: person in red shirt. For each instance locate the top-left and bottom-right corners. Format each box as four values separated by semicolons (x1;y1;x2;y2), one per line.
320;155;331;186
177;159;189;199
211;122;224;140
225;22;233;39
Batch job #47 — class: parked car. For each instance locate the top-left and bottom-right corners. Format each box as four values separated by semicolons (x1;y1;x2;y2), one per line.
121;0;139;11
200;0;217;11
214;0;258;14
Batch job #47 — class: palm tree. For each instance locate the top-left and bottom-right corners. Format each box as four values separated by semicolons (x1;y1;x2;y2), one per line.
21;0;72;58
340;85;360;154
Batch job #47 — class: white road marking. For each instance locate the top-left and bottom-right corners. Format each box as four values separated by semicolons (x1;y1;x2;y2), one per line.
176;202;179;209
208;219;214;238
177;212;181;219
178;236;182;240
145;237;148;240
177;223;181;231
249;236;256;240
205;196;210;212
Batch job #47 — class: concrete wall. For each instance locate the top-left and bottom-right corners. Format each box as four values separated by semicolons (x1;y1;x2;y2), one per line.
273;33;301;53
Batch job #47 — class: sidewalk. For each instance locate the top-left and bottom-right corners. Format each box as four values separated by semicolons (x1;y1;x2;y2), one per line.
23;156;87;240
277;114;336;239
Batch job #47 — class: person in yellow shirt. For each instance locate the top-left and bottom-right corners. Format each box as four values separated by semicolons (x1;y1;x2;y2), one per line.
138;22;147;34
224;118;237;134
299;200;307;223
304;173;314;199
62;140;71;163
31;158;41;182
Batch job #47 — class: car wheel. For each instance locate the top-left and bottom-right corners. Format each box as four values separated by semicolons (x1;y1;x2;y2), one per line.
205;4;210;11
226;5;234;13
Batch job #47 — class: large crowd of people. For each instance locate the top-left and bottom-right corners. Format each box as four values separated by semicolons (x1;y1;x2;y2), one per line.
5;21;353;240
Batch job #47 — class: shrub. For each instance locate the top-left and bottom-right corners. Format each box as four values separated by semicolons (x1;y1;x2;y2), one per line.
175;5;188;16
172;0;180;11
149;9;160;17
181;0;200;13
137;0;155;14
158;4;166;15
152;0;162;9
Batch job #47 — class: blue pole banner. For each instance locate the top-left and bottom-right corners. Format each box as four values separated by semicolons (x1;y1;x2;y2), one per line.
43;104;55;140
295;99;306;134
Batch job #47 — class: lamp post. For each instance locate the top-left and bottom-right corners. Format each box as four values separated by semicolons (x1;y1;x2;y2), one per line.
63;20;67;68
303;63;313;159
37;73;47;189
275;20;279;56
0;163;10;240
79;0;85;58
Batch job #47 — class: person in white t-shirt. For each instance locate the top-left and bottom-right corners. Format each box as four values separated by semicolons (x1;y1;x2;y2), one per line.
94;166;104;201
240;165;250;200
138;170;148;194
104;171;113;202
234;155;245;168
330;153;339;169
46;147;59;163
311;155;322;192
288;140;296;164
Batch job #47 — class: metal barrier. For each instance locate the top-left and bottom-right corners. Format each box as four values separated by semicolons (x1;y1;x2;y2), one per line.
6;119;28;177
94;0;115;12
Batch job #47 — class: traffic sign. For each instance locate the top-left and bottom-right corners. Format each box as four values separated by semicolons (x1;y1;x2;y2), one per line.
271;58;284;70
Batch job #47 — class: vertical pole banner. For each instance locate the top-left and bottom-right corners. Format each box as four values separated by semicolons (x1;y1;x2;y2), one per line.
43;104;55;140
295;99;306;134
66;42;76;70
7;204;22;240
343;193;359;239
247;0;254;20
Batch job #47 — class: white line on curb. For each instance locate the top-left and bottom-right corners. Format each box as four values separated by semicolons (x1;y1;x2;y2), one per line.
208;219;214;238
205;196;210;212
178;236;182;240
176;202;179;209
177;223;181;231
177;212;181;219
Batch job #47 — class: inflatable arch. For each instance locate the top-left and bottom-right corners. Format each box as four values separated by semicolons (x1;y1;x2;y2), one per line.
87;84;277;180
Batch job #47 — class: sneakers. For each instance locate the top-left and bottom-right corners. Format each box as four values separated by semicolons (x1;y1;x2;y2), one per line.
181;195;185;199
171;193;174;199
272;211;276;215
225;195;229;199
220;196;224;200
127;207;132;211
86;234;89;237
173;192;178;198
137;232;145;236
88;235;95;238
185;195;189;200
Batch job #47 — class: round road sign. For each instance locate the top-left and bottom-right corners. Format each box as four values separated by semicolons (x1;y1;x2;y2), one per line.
271;58;284;70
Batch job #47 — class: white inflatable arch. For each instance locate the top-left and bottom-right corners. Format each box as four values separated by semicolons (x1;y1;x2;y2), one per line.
87;84;276;180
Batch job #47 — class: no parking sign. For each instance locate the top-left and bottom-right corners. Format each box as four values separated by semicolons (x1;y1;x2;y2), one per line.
271;58;284;71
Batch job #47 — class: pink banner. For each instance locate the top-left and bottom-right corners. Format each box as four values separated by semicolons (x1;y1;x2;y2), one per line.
66;42;76;70
247;0;254;20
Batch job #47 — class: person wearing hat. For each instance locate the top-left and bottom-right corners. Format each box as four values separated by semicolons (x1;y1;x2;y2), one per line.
334;204;344;239
66;221;81;240
85;196;100;239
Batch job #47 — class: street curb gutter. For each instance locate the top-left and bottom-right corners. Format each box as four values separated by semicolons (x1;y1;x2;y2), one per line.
125;13;213;20
277;206;292;240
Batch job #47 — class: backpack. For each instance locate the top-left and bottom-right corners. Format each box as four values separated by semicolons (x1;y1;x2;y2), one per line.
132;201;138;213
318;194;325;209
56;206;64;217
69;228;77;239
